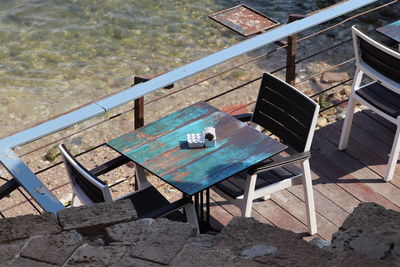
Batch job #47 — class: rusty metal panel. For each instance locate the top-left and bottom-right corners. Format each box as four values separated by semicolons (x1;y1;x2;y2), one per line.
209;4;279;37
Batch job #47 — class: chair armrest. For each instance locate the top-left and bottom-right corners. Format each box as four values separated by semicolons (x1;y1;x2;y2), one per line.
248;151;310;175
90;155;131;176
233;113;253;122
140;197;193;219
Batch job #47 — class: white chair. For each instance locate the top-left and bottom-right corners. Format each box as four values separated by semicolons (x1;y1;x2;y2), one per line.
338;26;400;181
59;144;199;232
213;73;320;235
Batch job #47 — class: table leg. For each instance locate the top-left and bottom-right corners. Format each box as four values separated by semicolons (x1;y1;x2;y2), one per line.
193;189;218;234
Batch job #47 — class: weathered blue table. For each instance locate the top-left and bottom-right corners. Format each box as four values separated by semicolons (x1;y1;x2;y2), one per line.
108;101;286;226
377;20;400;49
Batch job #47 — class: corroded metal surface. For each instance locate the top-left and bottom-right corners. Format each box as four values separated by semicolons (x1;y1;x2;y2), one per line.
108;102;286;196
376;20;400;43
209;4;279;37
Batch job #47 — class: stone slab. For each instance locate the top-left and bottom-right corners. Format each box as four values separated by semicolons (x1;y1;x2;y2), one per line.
65;243;130;266
0;239;27;264
19;231;82;265
0;213;61;242
58;199;137;234
106;218;197;265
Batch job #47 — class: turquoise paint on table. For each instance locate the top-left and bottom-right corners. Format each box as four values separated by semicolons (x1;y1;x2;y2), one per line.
107;101;286;196
108;102;218;152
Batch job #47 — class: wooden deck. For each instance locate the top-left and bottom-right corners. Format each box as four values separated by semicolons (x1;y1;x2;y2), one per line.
207;109;400;241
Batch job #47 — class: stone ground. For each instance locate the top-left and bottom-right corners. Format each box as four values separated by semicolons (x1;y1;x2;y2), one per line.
0;200;398;266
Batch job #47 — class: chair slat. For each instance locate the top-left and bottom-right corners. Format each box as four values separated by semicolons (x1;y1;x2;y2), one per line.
359;38;400;84
252;73;318;152
252;110;307;152
259;98;310;140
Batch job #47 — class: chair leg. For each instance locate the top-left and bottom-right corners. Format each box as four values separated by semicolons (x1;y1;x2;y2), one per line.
184;203;200;235
135;164;151;189
385;125;400;181
300;160;317;235
338;69;363;150
338;94;357;150
241;174;257;217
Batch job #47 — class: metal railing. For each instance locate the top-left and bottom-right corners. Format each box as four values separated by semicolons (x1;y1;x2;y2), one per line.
1;0;394;215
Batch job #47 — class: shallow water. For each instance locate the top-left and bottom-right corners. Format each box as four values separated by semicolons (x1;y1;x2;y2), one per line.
0;0;321;138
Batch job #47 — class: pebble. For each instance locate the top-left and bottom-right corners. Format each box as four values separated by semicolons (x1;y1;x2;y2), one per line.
317;117;328;128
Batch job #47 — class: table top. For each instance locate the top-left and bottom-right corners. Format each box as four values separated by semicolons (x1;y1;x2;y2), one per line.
108;101;287;196
376;20;400;43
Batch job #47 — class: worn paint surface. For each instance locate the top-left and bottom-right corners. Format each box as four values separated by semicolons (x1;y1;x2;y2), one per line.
376;20;400;43
209;4;279;37
108;102;286;196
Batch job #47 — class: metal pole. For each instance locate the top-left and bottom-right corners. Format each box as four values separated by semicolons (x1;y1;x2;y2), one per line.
133;76;148;130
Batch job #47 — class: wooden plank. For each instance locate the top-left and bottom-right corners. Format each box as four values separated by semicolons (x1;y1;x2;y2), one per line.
309;152;361;214
330;117;400;188
352;111;395;146
287;184;349;227
362;109;397;132
312;130;400;210
250;198;311;235
209;189;272;225
270;190;338;240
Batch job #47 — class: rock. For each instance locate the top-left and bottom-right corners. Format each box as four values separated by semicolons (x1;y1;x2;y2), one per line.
317;117;328;128
0;213;61;242
106;218;197;265
216;217;331;266
58;199;137;235
340;85;352;97
20;231;82;265
240;244;278;259
309;237;331;249
330;203;400;264
336;112;346;120
60;193;73;206
321;72;350;83
44;145;61;162
340;202;400;230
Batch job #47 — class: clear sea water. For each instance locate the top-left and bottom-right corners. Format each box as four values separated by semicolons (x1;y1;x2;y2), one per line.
0;0;327;138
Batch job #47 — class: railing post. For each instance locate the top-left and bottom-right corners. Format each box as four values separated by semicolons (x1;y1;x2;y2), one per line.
133;77;148;130
286;14;307;85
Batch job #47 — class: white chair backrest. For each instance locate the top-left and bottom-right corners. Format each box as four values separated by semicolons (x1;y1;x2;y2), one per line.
59;144;113;204
352;25;400;94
